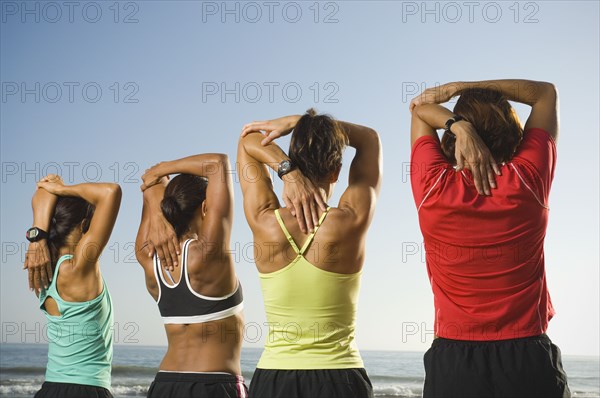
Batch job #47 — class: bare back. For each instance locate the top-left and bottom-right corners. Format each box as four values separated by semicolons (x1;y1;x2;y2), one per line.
138;238;243;375
252;207;366;275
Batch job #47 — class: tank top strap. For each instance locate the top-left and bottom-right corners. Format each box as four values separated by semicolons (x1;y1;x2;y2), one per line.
42;254;73;299
274;209;301;254
299;207;331;255
53;254;73;278
154;238;195;287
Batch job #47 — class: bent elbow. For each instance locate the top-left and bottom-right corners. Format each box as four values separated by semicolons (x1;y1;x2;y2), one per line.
540;81;558;103
106;183;122;201
214;153;230;164
366;127;381;145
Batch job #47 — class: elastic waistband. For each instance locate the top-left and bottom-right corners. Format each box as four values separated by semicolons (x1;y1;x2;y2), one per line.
433;333;550;346
154;371;244;384
41;381;110;391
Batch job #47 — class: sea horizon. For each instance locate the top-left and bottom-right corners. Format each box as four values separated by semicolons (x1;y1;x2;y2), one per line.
4;342;599;358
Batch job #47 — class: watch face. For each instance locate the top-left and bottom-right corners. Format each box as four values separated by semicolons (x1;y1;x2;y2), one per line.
26;228;41;241
278;160;294;178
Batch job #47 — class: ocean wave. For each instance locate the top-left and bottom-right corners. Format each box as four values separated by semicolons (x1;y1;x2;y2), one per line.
373;383;421;397
111;384;148;396
0;384;40;395
0;383;149;397
572;393;600;398
1;365;157;377
369;374;423;383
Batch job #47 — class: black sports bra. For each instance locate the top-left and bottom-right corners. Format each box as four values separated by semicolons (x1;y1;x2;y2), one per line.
154;239;243;324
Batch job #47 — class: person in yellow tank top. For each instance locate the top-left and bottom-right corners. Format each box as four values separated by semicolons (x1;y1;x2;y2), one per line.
238;109;382;398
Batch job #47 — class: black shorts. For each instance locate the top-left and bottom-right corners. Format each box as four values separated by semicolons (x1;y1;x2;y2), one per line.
423;333;571;398
249;368;373;398
34;381;113;398
147;371;249;398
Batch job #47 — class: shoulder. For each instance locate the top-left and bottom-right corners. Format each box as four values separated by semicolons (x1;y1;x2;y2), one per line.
135;243;154;271
320;206;365;233
247;208;282;235
186;236;230;265
512;128;557;174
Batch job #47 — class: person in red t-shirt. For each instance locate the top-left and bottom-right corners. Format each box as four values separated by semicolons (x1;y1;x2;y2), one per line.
409;79;570;397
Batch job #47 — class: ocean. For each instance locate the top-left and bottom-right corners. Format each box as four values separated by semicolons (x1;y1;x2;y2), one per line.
1;344;598;397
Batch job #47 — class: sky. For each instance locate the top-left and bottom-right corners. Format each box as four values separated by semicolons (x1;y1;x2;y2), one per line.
1;1;598;356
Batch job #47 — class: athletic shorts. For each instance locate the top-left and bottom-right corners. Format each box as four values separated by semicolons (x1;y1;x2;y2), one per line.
423;333;571;398
147;371;248;398
34;381;113;398
249;368;373;398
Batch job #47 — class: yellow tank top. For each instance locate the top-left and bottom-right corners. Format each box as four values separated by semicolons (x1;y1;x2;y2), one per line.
257;208;364;370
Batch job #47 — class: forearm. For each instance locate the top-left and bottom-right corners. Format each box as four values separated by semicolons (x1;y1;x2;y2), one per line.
239;133;290;173
449;79;555;106
413;104;455;131
31;189;58;230
340;120;382;192
338;121;379;152
60;183;121;206
156;153;229;180
143;181;166;214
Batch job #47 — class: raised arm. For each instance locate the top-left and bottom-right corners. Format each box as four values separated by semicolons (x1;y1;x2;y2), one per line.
240;116;327;233
141;154;234;259
411;104;499;195
411;79;559;140
25;186;58;292
36;177;121;272
337;121;382;229
135;177;174;270
237;133;281;230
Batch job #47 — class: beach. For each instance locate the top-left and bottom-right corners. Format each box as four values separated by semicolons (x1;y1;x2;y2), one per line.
1;344;598;397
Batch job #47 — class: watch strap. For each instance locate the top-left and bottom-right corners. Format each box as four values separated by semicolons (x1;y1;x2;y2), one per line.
26;227;49;242
445;115;464;135
277;160;295;179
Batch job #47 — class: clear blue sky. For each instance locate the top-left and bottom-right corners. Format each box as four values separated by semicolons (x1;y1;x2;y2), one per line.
1;1;598;356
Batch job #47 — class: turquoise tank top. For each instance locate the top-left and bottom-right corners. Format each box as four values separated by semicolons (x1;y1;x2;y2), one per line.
38;254;113;389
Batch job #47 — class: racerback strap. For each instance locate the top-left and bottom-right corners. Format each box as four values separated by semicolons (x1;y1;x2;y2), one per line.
274;207;331;256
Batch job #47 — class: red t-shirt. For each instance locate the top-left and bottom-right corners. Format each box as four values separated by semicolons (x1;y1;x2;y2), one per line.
410;128;557;341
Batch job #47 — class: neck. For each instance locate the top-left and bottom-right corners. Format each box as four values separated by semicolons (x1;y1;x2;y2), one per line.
57;243;77;258
315;181;334;203
180;231;198;243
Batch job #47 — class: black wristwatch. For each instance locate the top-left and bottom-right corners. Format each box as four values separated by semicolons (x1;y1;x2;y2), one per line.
277;160;295;179
26;227;48;242
444;115;465;136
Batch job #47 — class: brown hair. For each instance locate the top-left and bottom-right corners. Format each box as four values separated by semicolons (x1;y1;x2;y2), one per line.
442;88;523;164
289;108;348;183
161;174;208;239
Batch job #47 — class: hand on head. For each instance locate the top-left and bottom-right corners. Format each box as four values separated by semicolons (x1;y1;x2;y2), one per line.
241;115;327;233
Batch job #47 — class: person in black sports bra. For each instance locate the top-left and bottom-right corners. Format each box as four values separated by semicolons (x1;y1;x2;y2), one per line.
135;153;248;398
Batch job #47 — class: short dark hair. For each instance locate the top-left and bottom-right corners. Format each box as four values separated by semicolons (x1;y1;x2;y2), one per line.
442;88;523;164
161;174;208;239
288;108;348;183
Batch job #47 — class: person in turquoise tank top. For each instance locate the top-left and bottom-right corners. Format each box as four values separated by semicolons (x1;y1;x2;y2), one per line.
238;109;382;398
23;174;121;398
